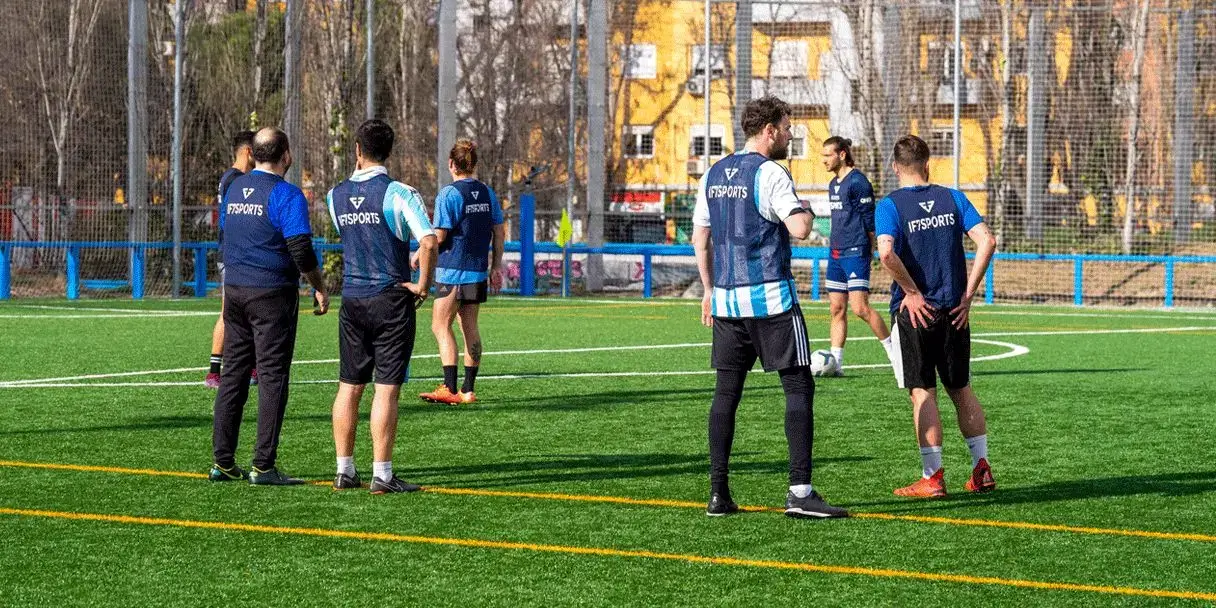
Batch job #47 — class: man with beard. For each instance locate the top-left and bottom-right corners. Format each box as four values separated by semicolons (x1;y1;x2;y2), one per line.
691;96;848;520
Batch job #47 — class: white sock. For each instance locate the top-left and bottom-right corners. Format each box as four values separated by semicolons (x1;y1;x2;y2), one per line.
965;434;988;469
336;456;355;477
919;446;943;478
880;336;894;359
830;347;844;367
789;484;813;498
373;460;393;481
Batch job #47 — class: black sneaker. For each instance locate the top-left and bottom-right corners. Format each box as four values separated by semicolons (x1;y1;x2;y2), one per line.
208;463;247;482
369;475;421;494
248;466;306;486
785;490;849;519
333;472;362;490
706;493;739;516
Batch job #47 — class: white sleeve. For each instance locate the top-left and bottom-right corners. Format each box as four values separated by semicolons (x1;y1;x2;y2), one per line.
386;182;435;242
692;172;711;228
757;162;803;223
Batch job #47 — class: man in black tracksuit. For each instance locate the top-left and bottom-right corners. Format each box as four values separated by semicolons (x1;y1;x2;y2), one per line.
209;127;330;485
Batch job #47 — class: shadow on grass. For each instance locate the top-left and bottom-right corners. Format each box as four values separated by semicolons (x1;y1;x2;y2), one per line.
849;470;1216;512
397;452;873;487
0;385;800;436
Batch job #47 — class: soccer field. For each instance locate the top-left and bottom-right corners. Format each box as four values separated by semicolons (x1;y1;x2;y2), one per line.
1;297;1214;606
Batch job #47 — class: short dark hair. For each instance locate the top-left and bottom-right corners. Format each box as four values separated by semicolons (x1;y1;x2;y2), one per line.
356;119;394;162
741;96;791;139
251;128;290;164
233;130;256;152
823;136;854;167
449;139;478;174
892;135;930;176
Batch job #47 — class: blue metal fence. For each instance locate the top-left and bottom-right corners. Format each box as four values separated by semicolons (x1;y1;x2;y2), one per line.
2;238;1214;307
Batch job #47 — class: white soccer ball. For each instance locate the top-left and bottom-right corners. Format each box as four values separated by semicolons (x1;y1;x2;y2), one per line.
810;350;838;377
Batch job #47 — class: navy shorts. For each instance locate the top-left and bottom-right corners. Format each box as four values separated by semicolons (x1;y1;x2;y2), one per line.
826;250;871;293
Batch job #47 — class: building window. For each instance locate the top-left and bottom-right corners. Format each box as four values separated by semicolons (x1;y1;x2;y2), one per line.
691;44;727;80
789;124;808;159
927;40;970;85
928;128;954;157
622;44;657;80
623;126;655;158
770;40;808;78
690;124;726;157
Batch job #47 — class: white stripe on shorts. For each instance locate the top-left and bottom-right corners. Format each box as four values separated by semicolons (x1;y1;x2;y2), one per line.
890;322;906;389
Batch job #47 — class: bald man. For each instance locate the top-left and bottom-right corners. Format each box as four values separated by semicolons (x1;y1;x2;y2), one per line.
210;127;330;486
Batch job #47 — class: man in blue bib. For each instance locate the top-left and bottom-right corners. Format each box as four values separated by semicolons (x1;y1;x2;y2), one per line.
875;135;998;499
820;136;894;374
326;119;438;494
692;96;848;520
210;127;329;486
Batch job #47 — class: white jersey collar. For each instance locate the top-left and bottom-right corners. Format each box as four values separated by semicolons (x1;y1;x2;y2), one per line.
349;165;389;182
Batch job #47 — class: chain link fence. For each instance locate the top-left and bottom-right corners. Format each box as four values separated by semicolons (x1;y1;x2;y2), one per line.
0;0;1212;305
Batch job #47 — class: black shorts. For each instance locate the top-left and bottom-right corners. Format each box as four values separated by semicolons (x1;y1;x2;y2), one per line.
890;308;970;390
711;305;811;372
436;281;488;304
338;286;418;385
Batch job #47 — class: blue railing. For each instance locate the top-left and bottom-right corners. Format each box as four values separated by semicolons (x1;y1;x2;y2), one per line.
2;238;1214;307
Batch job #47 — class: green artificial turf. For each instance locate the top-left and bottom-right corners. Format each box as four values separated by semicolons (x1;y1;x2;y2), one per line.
1;297;1214;607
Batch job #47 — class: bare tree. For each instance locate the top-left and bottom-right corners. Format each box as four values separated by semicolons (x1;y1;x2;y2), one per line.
1120;0;1151;254
29;0;105;199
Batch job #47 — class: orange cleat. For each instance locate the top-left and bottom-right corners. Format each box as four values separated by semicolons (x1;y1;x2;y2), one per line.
458;391;477;404
964;458;996;493
894;468;947;498
419;384;462;404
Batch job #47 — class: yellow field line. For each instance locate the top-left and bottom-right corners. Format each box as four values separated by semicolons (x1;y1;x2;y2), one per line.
3;459;1214;544
2;506;1213;602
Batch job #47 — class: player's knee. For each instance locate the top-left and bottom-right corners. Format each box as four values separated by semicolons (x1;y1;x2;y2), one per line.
829;302;846;318
778;367;814;396
853;303;873;320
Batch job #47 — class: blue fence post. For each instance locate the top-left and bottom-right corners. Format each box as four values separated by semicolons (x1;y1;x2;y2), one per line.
66;246;80;300
809;256;821;301
132;246;145;300
0;245;9;300
1164;259;1175;308
642;253;652;298
561;247;572;297
984;260;995;305
1073;257;1083;306
519;194;535;296
193;247;208;297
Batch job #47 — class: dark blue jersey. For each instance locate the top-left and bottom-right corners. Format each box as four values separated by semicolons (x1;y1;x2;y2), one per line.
326;167;434;298
827;169;875;253
434;178;503;284
216;167;244;244
875;185;984;314
220;169;313;288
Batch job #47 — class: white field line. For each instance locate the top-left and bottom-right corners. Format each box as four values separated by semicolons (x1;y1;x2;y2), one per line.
8;305;193;314
0;313;217;319
0;339;1026;389
1;326;1208;389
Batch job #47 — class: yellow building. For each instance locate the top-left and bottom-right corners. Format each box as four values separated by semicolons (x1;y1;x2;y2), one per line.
609;1;996;229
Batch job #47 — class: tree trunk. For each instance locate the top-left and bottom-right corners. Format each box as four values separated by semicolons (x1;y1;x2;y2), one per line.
1121;0;1151;254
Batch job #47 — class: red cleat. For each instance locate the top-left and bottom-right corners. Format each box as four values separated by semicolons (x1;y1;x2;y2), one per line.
419;384;462;405
894;468;947;498
965;458;997;493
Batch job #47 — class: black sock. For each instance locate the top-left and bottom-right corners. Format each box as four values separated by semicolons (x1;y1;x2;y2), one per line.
709;369;747;497
461;366;479;393
209;354;222;374
779;367;815;487
443;366;458;393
